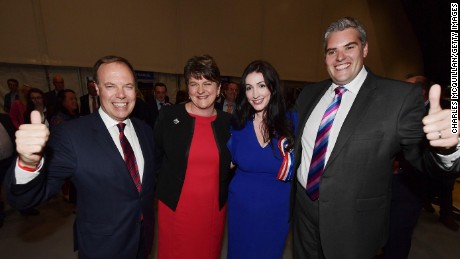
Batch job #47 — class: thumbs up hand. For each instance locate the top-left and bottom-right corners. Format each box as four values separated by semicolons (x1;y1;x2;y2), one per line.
422;84;458;151
16;111;50;168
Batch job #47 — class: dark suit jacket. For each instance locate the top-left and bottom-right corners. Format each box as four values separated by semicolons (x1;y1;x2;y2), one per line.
292;70;459;259
6;112;156;258
3;92;18;113
45;90;58;117
145;99;172;128
214;101;224;111
0;113;16;181
79;94;99;116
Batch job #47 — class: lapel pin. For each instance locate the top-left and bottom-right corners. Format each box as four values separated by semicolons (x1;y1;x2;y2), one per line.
173;118;180;124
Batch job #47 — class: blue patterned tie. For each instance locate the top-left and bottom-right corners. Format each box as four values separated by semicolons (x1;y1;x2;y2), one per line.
306;86;347;200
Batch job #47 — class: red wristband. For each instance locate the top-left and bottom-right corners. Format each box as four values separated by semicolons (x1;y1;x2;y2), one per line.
17;159;38;172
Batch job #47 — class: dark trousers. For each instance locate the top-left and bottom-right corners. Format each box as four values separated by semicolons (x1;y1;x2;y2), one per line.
292;181;325;259
383;173;423;259
431;178;456;218
136;222;148;259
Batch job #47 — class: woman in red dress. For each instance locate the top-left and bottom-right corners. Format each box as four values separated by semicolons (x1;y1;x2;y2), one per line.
154;55;232;259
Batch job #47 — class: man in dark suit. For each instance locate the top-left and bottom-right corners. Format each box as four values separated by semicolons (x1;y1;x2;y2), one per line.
45;74;65;117
3;78;19;113
145;82;172;127
6;56;156;259
215;81;239;114
291;17;460;259
79;79;99;116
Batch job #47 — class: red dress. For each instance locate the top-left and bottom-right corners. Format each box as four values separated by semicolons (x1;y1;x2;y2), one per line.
158;113;226;259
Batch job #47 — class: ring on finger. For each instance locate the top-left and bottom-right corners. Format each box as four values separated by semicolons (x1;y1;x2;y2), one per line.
438;131;442;139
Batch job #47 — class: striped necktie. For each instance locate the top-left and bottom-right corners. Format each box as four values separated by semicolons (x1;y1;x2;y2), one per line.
306;86;347;200
116;122;142;192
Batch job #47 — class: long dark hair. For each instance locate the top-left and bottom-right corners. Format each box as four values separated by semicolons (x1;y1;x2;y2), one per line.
233;60;294;151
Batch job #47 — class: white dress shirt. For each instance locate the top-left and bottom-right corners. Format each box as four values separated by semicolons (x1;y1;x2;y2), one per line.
89;95;99;114
297;67;367;188
223;100;235;113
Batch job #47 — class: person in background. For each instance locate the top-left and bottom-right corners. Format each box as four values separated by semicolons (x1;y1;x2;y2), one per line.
45;74;65;117
215;81;239;114
5;55;157;258
291;17;460;259
175;90;189;104
80;80;99;116
24;88;49;127
227;60;297;259
3;78;19;113
9;83;30;130
50;89;79;127
49;89;80;205
154;54;232;259
131;87;153;126
146;82;172;127
152;82;172;109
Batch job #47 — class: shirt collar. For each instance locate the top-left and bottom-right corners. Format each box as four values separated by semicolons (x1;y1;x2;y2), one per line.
330;66;368;95
98;108;132;130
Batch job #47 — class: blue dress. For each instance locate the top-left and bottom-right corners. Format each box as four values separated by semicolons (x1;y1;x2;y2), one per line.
227;117;296;259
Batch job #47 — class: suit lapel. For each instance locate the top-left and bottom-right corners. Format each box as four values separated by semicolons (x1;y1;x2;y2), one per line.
89;113;134;185
325;73;377;170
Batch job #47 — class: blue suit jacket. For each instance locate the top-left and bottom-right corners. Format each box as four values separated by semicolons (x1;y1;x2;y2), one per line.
7;112;156;258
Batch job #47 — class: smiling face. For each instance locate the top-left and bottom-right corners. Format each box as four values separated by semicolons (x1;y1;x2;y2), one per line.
325;28;368;85
225;82;239;103
95;62;136;122
244;72;271;115
187;77;220;116
154;85;167;103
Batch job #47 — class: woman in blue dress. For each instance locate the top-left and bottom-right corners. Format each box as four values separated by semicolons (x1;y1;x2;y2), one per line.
227;60;297;259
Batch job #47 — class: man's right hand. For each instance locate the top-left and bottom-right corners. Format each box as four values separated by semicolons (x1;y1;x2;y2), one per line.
16;111;49;168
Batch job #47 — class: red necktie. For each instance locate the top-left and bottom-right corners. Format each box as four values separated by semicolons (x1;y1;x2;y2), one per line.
116;122;142;192
306;86;347;200
226;103;232;113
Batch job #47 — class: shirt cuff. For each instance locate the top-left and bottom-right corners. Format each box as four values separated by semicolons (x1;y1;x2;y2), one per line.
436;148;460;169
15;158;44;184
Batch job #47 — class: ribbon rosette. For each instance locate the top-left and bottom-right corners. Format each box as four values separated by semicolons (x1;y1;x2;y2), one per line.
276;136;294;182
